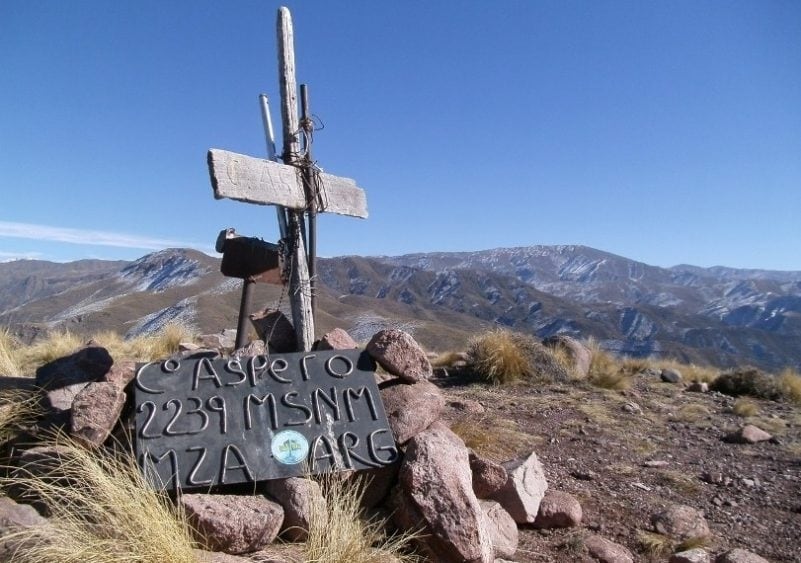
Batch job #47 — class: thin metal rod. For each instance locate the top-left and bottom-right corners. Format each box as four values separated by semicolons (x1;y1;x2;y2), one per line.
235;279;255;350
300;83;317;317
259;94;289;240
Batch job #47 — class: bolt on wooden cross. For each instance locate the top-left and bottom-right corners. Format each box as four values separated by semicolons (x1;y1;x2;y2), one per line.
207;6;367;352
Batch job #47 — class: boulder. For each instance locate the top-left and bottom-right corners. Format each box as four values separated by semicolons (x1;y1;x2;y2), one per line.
469;452;508;499
715;549;770;563
395;422;493;563
181;494;284;554
263;477;325;542
542;335;592;378
379;379;444;444
479;500;518;559
70;381;126;447
249;309;297;353
366;329;432;383
725;425;772;444
490;451;548;524
670;548;711;563
651;504;710;541
315;328;358;351
35;346;113;389
534;490;582;529
584;534;634;563
661;368;683;383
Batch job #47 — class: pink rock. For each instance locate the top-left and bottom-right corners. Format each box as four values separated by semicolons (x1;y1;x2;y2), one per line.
70;381;126;447
490;451;548;524
103;359;136;388
670;548;711;563
367;329;432;383
263;477;326;542
651;504;710;541
45;382;89;413
181;494;284;554
479;500;518;559
379;380;444;444
715;549;770;563
584;534;634;563
395;422;493;563
316;328;358;351
534;490;582;529
447;398;486;415
469;452;508;499
359;464;400;509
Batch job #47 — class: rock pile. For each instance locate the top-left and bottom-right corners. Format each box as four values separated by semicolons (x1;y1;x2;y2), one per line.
0;328;776;563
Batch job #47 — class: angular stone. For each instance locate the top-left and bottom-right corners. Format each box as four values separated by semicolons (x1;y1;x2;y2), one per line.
584;534;634;563
534;490;582;529
542;335;592;378
687;381;709;393
490;451;548;524
661;368;683;383
181;494;283;555
670;548;711;563
651;504;710;541
35;346;113;389
316;328;358;351
263;476;326;542
45;382;89;413
725;425;772;444
0;496;46;532
715;549;770;563
479;500;518;560
103;359;136;389
379;379;444;444
70;381;127;447
249;309;297;353
233;339;266;358
395;422;493;563
367;329;432;383
470;452;508;499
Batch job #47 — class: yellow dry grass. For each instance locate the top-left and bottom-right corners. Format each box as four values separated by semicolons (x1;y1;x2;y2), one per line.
0;388;41;446
777;368;801;404
0;327;21;376
450;416;536;463
306;472;422;563
0;434;198;563
732;398;759;417
14;330;84;376
467;329;531;384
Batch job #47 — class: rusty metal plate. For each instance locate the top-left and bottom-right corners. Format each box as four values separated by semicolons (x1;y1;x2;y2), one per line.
219;236;283;283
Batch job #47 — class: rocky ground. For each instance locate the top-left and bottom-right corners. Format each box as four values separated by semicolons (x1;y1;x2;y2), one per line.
436;371;801;562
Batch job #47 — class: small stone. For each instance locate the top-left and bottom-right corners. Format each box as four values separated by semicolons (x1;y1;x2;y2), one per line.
661;368;683;383
70;381;126;447
687;381;709;393
651;504;710;541
469;452;508;499
479;500;518;559
584;534;634;563
366;329;432;383
490;451;548;524
725;425;772;444
534;490;582;529
715;548;771;563
315;328;358;351
670;548;711;563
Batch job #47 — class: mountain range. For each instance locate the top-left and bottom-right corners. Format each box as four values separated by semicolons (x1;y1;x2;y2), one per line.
1;245;799;372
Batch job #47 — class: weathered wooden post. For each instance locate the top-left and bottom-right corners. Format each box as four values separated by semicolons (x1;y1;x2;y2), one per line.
207;6;367;352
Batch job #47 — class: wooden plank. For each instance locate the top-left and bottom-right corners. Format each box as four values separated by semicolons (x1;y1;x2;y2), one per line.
208;149;368;218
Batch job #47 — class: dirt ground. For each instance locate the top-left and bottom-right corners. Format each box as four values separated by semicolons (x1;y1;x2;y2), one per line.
435;373;801;562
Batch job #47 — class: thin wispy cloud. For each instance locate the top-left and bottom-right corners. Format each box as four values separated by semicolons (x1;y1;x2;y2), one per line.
0;221;216;254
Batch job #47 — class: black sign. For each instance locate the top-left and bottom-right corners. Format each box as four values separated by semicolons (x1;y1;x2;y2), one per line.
134;349;397;490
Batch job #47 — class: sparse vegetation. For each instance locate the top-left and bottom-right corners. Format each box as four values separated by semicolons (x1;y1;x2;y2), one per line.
306;472;422;563
0;327;21;376
777;368;801;404
0;388;41;445
0;434;198;563
466;329;569;385
710;368;782;402
586;340;633;390
732;398;759;417
637;530;674;558
451;416;536;462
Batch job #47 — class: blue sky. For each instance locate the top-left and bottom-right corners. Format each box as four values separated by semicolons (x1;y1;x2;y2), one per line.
2;1;800;270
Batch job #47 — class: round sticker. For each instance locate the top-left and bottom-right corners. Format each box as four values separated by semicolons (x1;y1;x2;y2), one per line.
271;430;309;465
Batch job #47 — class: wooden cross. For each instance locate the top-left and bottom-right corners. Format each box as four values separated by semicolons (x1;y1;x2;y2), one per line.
207;7;367;352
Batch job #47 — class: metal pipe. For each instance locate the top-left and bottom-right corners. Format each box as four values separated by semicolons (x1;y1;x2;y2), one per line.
259;94;289;240
235;279;255;351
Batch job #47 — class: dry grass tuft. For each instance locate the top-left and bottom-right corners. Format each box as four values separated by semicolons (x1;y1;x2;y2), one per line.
637;530;674;557
675;403;711;424
306;472;422;563
15;330;84;376
585;341;632;390
676;535;711;551
0;389;41;445
732;398;759;417
0;327;21;376
777;368;801;404
0;434;198;563
710;367;782;401
430;350;466;369
450;416;536;462
466;329;568;385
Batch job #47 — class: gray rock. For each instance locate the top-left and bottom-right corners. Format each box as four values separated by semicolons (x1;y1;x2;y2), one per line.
490;451;548;524
725;425;772;444
670;548;711;563
584;534;634;563
45;382;89;413
687;381;709;393
480;500;518;559
542;335;592;379
249;309;297;353
181;494;284;554
715;549;770;563
367;329;432;383
233;339;266;359
661;368;683;383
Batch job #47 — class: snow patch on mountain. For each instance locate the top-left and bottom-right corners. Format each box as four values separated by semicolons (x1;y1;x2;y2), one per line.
118;250;207;293
125;297;199;338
